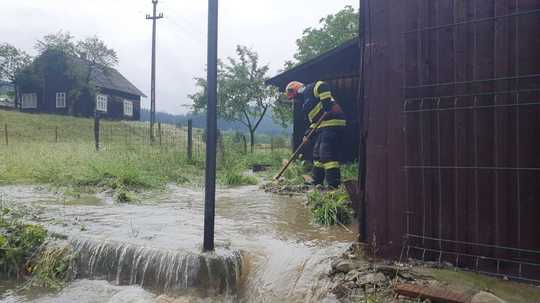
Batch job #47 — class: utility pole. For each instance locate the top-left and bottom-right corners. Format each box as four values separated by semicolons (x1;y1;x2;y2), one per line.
203;0;218;252
146;0;163;143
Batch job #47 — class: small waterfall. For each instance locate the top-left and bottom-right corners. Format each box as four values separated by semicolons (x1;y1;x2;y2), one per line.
70;238;243;297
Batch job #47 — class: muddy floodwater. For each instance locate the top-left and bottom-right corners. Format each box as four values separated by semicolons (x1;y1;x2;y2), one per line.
0;185;357;302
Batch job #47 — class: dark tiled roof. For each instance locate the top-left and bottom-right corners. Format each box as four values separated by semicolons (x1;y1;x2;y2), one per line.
70;57;146;97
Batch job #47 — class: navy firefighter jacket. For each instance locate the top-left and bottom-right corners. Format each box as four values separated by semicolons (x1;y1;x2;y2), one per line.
301;81;346;129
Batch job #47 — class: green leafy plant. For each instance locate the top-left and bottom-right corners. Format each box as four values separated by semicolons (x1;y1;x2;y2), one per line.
0;206;47;279
24;244;75;290
341;162;359;182
113;186;137;203
307;189;353;225
223;169;258;186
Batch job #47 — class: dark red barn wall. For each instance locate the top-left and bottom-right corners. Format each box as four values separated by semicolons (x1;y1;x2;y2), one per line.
361;0;540;280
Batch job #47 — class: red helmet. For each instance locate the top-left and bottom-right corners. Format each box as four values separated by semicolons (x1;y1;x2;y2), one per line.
285;81;304;100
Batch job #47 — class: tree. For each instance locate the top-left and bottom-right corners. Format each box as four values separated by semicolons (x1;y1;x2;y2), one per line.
76;36;118;116
76;36;118;84
0;43;31;105
273;6;359;126
293;5;359;64
190;46;281;152
32;32;118;115
35;30;78;56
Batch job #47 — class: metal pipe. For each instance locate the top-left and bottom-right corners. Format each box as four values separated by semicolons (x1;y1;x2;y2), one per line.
203;0;218;252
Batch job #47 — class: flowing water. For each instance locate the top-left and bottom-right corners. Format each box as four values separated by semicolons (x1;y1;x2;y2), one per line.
0;185;356;302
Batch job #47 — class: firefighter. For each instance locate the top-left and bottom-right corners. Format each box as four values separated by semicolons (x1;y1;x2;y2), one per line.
285;80;346;188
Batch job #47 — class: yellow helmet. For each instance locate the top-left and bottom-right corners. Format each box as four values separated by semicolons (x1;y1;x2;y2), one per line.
285;81;304;100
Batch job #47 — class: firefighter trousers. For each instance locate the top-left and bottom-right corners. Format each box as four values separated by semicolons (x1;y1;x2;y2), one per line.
312;126;344;188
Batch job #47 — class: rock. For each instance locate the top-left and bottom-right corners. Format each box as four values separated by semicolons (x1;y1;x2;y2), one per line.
332;283;351;298
357;272;387;286
443;261;454;268
333;272;346;282
107;287;155;303
332;260;356;273
375;265;400;278
320;294;339;303
397;271;416;281
156;295;195;303
345;270;361;282
470;291;507;303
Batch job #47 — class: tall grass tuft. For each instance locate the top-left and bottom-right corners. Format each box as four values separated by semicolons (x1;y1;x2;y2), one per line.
307;189;353;225
25;244;75;290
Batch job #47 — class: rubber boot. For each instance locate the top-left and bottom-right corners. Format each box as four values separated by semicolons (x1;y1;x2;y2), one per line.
325;168;341;189
312;166;325;186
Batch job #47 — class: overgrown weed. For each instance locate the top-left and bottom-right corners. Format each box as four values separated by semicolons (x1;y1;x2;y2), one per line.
307;188;353;225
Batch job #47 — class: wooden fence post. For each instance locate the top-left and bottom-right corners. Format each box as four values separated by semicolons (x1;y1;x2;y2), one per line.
158;122;162;146
4;124;8;146
217;130;225;163
55;126;58;143
270;136;274;152
242;134;247;154
187;119;193;161
94;114;100;151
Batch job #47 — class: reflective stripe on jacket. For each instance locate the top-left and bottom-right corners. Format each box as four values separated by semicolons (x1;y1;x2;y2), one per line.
302;81;346;129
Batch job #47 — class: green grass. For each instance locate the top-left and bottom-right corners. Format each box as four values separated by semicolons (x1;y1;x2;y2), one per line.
307;188;353;225
0;142;200;189
342;162;359;182
0;110;291;190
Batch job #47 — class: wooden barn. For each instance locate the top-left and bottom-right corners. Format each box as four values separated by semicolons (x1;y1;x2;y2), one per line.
18;55;145;120
267;38;361;163
270;0;540;282
358;0;540;281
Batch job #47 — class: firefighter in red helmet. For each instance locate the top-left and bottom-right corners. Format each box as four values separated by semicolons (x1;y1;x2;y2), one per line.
285;80;346;188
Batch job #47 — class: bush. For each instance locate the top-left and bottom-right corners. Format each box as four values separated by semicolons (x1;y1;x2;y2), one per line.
25;244;75;290
114;186;137;203
0;206;47;279
307;189;353;225
341;162;359;182
282;159;310;185
223;169;258;186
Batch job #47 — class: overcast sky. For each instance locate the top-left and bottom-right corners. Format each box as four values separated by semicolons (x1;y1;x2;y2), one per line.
2;0;358;114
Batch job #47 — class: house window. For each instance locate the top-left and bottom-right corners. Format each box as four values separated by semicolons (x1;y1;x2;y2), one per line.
56;92;66;108
96;94;107;112
21;93;37;109
123;100;133;116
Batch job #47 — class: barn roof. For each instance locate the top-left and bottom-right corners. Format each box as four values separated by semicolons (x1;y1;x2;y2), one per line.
266;37;361;91
70;57;146;98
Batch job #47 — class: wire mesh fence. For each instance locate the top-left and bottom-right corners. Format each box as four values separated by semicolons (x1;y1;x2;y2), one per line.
0;120;290;161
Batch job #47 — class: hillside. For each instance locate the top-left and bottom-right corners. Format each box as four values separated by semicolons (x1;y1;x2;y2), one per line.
140;108;292;136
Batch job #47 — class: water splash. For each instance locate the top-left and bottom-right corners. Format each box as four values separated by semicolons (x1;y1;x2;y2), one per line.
70;238;243;297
